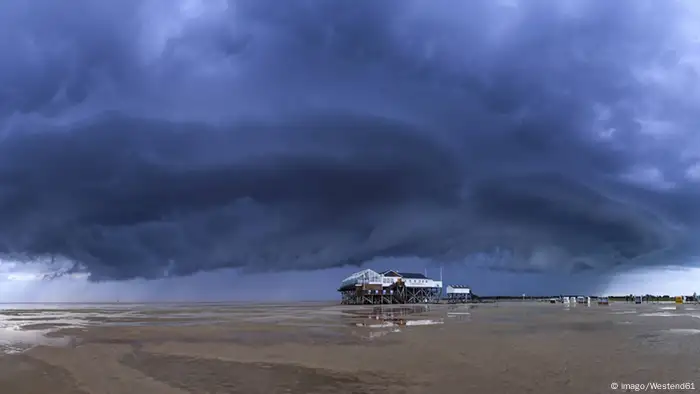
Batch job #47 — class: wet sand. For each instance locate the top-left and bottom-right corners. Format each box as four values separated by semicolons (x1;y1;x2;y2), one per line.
1;301;700;393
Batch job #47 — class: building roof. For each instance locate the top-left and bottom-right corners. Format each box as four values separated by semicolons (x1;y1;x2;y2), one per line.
373;270;431;279
380;270;401;277
379;270;428;279
397;272;428;279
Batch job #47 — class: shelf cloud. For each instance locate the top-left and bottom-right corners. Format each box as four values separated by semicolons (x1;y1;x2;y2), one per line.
1;0;700;282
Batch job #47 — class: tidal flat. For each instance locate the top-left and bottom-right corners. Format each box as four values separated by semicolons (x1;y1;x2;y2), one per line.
1;301;699;393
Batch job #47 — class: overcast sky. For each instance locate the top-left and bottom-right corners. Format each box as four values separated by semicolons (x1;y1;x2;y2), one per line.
1;0;700;301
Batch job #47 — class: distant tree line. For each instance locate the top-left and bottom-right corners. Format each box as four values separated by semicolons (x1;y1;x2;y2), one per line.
595;294;698;302
476;293;699;302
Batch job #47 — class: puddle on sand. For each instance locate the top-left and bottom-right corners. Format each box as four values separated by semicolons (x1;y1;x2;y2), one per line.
640;312;675;317
353;320;444;341
345;306;443;340
354;319;444;328
105;319;226;327
342;305;430;319
360;328;402;341
639;312;700;320
344;305;434;325
446;305;473;321
1;307;233;332
446;313;471;322
665;329;700;335
0;325;73;354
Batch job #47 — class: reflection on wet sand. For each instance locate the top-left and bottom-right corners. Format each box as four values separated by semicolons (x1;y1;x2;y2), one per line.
344;305;445;340
1;301;700;393
0;327;73;354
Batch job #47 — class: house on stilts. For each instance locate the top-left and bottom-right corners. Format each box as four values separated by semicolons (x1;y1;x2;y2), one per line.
338;269;443;305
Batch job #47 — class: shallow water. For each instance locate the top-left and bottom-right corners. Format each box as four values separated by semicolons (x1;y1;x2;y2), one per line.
0;303;260;354
0;325;72;354
3;301;700;393
665;328;700;335
2;301;700;354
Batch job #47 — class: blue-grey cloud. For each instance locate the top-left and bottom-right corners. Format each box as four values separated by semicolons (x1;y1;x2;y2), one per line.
1;0;699;282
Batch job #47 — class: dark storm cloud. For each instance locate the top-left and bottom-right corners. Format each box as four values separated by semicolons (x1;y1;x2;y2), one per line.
1;0;699;281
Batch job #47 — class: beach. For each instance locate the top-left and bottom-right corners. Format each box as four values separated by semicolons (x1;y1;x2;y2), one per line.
1;301;699;393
